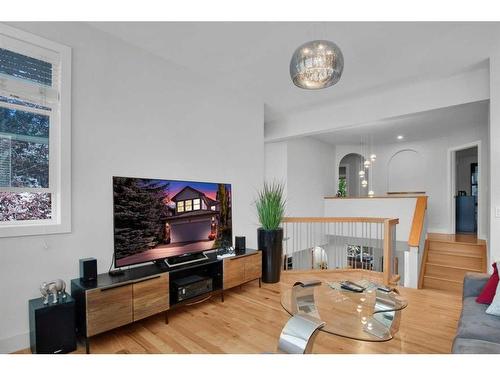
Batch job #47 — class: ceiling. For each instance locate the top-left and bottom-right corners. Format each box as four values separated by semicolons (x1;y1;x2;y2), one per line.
89;22;499;123
310;100;489;146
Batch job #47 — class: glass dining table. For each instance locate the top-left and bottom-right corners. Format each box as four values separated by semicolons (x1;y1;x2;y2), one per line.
280;281;408;342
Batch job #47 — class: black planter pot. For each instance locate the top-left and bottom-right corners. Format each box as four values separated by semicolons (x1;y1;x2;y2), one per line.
258;228;284;283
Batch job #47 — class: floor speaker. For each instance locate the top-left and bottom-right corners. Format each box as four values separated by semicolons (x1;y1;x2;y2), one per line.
29;294;76;354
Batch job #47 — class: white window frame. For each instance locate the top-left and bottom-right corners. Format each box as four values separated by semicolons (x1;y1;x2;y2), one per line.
177;201;185;213
193;198;201;210
0;24;71;237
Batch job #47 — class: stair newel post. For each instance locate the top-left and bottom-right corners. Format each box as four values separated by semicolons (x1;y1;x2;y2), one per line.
383;219;392;286
383;218;399;286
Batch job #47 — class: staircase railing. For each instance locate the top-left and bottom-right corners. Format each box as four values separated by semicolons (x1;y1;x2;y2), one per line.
281;217;399;285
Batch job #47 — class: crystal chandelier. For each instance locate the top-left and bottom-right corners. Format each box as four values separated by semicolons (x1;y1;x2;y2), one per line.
290;40;344;90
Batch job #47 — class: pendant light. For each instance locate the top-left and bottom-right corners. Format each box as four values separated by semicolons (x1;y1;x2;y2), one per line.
290;40;344;90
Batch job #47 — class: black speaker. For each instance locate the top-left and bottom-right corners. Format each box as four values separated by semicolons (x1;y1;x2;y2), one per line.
79;258;97;282
235;236;246;250
29;294;76;354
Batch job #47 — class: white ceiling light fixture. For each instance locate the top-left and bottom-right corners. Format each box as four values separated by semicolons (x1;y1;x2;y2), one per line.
358;170;365;178
397;135;404;140
364;160;371;168
361;179;368;188
368;190;375;197
290;40;344;90
370;154;376;162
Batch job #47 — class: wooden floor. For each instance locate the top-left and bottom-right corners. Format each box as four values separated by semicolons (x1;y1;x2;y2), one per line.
16;270;462;354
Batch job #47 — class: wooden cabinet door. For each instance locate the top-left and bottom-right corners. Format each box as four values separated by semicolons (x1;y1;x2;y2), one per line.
223;257;245;290
86;285;133;337
133;273;169;321
244;252;262;282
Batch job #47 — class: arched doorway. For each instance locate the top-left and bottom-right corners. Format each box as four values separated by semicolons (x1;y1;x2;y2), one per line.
338;153;368;197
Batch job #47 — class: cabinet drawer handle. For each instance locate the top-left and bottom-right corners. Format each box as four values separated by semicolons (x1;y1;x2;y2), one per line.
229;253;257;260
134;275;161;284
100;283;131;292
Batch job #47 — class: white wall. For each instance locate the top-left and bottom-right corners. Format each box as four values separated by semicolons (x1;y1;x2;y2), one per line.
332;121;489;238
264;138;335;217
0;23;264;353
324;197;417;243
490;52;500;264
264;141;287;189
286;138;335;216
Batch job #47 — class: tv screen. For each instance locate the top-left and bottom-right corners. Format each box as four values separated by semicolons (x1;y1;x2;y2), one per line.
113;176;232;268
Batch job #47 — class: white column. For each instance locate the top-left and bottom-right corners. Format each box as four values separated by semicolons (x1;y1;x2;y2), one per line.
490;49;500;264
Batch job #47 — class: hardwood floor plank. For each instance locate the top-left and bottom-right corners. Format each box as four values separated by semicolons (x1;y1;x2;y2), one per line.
14;270;461;354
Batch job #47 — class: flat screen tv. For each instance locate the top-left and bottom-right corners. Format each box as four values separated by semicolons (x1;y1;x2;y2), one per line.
113;176;232;268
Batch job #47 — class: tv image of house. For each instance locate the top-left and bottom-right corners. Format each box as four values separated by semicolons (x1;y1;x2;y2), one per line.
165;186;220;245
113;177;232;267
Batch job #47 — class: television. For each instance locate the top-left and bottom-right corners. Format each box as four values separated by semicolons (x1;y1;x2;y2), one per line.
113;176;232;268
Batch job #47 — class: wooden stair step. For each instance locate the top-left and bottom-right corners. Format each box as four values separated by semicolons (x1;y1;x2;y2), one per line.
427;249;483;259
428;240;485;257
426;252;484;270
427;233;487;246
425;263;481;282
423;276;463;293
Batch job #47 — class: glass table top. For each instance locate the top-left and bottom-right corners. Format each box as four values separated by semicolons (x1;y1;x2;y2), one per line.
280;281;408;342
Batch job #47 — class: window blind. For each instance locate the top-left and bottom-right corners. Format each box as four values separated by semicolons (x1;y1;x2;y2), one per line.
0;47;58;107
0;48;52;86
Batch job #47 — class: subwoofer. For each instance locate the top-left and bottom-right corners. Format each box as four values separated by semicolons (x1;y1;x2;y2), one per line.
29;294;76;354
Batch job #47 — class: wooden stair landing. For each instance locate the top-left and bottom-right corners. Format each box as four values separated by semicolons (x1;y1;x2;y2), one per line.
419;233;487;293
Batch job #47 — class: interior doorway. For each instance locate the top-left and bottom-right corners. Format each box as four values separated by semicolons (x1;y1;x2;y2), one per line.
338;153;367;197
450;144;479;235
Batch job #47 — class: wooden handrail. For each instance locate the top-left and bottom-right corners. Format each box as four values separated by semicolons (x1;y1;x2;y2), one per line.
282;217;396;223
408;196;428;247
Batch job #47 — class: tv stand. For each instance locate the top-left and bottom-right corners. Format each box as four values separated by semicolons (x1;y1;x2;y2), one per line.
108;268;125;276
71;249;261;353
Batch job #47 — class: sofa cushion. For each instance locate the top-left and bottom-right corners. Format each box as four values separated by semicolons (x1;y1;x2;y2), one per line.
486;278;500;316
452;337;500;354
463;272;490;299
476;262;498;304
456;297;500;342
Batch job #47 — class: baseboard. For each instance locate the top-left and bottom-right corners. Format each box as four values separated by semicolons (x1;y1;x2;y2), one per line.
0;332;29;354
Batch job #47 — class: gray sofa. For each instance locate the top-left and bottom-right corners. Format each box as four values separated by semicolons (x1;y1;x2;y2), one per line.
452;272;500;354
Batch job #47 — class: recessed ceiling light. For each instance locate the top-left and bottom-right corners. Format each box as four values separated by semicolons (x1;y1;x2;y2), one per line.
397;135;404;140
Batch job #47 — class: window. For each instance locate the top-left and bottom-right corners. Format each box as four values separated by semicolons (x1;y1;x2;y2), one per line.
185;199;192;212
0;25;71;237
193;198;201;210
177;201;185;213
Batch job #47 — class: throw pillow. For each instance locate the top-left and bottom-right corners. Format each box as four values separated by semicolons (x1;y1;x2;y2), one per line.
486;274;500;316
476;262;499;304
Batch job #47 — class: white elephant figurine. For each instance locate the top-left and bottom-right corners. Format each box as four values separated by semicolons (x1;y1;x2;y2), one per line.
40;279;67;304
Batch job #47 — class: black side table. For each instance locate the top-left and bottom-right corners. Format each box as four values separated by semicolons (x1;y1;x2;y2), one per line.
29;293;77;354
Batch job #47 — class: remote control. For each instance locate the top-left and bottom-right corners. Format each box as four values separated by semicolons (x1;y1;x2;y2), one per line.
340;281;365;293
377;285;392;293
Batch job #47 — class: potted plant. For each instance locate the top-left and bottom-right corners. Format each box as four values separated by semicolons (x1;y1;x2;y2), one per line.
256;181;286;283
